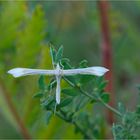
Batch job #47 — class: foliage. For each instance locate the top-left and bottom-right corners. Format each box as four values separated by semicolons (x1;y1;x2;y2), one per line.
34;46;140;139
0;1;140;139
112;99;140;139
34;46;112;139
0;1;52;138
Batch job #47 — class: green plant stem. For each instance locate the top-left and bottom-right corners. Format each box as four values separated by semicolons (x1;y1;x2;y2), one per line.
63;76;122;117
98;97;122;117
63;77;95;99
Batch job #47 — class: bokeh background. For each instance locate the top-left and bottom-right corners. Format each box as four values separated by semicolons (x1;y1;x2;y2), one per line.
0;1;140;139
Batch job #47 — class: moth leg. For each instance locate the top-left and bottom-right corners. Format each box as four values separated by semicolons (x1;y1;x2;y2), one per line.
56;75;61;104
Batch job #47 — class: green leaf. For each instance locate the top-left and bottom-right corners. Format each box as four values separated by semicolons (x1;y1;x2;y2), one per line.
61;58;72;69
62;88;78;97
38;75;45;90
50;46;56;65
56;45;63;63
136;105;140;115
63;76;78;87
79;60;88;68
61;58;70;63
75;95;90;111
46;111;52;125
33;92;44;98
77;75;94;85
122;112;136;125
99;80;108;90
112;124;123;140
61;60;78;85
47;79;57;91
118;102;126;114
41;96;54;108
59;98;73;107
101;93;110;103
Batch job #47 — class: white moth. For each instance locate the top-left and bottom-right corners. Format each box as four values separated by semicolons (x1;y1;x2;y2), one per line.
8;64;109;104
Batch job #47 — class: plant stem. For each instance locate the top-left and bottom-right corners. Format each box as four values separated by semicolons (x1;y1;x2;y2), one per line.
63;77;96;99
0;80;31;139
98;0;115;124
98;97;122;117
63;76;122;117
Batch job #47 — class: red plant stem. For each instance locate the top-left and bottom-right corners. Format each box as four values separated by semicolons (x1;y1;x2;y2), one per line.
98;0;114;124
0;81;31;139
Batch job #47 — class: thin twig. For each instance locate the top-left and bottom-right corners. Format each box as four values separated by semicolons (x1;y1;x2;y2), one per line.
98;97;121;117
63;76;122;117
0;80;31;139
63;77;95;99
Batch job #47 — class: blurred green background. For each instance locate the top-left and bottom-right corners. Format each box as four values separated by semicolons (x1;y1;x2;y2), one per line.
0;1;140;139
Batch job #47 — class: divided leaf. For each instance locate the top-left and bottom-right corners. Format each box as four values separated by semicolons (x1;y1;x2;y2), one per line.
38;75;45;90
55;45;63;63
50;45;63;66
79;60;88;68
50;46;56;66
61;58;72;69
